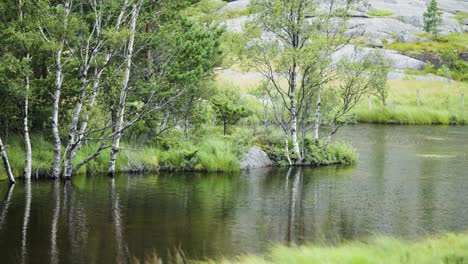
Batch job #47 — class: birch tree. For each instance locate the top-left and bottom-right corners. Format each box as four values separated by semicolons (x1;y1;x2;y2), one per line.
62;0;131;178
38;0;75;178
0;138;16;184
108;1;142;176
244;0;354;164
0;0;38;179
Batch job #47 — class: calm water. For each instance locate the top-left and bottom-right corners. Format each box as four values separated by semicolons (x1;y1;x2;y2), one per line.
0;125;468;263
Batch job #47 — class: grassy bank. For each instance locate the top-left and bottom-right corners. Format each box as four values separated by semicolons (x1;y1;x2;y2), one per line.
200;233;468;264
353;79;468;124
0;133;242;180
0;128;357;180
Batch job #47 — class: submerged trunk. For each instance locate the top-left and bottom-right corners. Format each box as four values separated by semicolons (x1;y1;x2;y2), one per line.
108;4;140;176
50;181;60;264
0;137;15;184
51;50;63;179
21;179;32;264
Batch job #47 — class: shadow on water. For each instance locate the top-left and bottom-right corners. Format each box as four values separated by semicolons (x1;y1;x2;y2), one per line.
0;125;467;263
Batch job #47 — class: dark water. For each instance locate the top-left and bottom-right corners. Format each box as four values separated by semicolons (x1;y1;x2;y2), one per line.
0;125;468;263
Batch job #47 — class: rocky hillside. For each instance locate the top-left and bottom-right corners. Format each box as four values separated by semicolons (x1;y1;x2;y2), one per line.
220;0;468;73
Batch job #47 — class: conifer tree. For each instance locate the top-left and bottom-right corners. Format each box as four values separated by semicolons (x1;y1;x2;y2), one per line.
424;0;443;38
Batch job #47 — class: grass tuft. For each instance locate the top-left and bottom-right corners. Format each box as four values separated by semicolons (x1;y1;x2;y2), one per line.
367;9;395;17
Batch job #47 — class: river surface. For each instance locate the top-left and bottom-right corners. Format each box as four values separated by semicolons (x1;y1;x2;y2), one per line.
0;125;467;263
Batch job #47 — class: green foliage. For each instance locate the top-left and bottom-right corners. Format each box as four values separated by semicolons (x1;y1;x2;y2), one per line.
211;87;251;135
305;141;358;166
453;12;468;25
256;130;357;167
367;9;395;17
423;0;443;37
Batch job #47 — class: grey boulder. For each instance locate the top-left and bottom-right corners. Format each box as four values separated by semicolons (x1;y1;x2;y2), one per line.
240;147;273;170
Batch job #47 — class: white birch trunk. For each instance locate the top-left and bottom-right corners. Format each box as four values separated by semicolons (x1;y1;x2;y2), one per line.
289;58;301;163
19;2;32;179
51;49;63;179
290;96;301;162
63;1;129;178
0;137;15;184
23;54;32;179
51;0;72;178
108;3;140;176
63;72;88;179
285;136;292;166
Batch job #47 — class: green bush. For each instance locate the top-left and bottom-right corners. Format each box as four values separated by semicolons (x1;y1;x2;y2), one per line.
305;141;358;166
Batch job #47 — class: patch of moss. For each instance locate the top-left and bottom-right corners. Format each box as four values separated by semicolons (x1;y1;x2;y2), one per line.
367;9;395;17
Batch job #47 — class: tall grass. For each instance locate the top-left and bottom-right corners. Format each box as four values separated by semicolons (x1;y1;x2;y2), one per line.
0;134;242;180
202;233;468;264
353;80;468;124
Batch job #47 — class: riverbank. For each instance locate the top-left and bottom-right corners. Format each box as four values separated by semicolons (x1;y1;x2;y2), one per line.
199;233;468;264
352;79;468;125
0;130;356;180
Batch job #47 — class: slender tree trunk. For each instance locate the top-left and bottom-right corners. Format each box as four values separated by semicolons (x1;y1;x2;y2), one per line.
314;87;322;143
285;136;292;166
0;137;15;184
51;50;63;179
23;55;32;179
77;68;101;146
108;4;140;176
19;1;32;179
289;58;301;163
290;93;301;163
65;2;128;178
63;72;88;179
50;0;72;179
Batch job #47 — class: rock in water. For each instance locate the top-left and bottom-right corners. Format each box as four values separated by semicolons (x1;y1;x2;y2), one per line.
240;147;273;170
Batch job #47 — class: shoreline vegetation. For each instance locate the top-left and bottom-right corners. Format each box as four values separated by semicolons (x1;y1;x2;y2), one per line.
197;233;468;264
0;131;357;181
353;79;468;125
